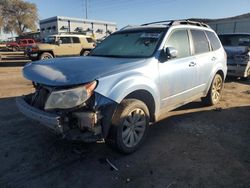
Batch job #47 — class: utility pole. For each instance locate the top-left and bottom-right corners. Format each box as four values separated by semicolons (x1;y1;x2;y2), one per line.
85;0;88;19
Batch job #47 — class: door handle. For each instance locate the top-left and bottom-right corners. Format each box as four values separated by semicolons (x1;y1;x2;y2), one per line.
189;62;196;67
211;57;216;61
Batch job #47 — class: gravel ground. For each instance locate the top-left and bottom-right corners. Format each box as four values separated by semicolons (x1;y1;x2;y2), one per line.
0;66;249;188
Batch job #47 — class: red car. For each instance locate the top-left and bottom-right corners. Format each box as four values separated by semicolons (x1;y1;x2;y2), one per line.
6;39;36;51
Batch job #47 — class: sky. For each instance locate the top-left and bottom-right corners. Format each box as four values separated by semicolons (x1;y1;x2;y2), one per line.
27;0;250;28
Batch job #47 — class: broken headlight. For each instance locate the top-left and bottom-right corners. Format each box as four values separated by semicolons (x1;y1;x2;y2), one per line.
45;81;97;110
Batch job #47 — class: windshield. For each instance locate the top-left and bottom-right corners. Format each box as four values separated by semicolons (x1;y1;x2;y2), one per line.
219;34;250;47
90;30;164;58
43;36;56;44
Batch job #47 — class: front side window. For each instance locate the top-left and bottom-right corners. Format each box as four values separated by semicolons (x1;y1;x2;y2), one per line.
90;29;164;58
44;36;56;44
165;29;190;58
191;30;210;54
59;37;71;44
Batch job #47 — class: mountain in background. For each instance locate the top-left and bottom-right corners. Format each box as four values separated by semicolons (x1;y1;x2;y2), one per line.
189;12;250;23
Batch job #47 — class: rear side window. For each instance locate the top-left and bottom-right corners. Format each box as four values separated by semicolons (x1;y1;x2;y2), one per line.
72;37;80;43
28;40;34;44
166;29;190;58
205;31;221;50
191;30;210;54
20;40;27;44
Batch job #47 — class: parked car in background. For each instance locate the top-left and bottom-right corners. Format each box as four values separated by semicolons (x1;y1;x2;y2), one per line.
0;43;7;51
16;20;227;153
219;33;250;79
6;38;36;51
25;34;96;60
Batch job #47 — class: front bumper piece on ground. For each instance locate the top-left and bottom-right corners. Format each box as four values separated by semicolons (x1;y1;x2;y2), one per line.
16;96;63;134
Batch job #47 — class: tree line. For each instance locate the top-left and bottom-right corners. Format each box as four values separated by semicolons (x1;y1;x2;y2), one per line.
0;0;38;36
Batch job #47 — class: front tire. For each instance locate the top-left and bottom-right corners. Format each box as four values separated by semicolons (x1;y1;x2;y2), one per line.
39;52;53;60
202;74;223;106
107;99;149;154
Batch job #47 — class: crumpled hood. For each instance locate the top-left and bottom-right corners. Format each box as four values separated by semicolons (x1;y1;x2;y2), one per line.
23;56;146;86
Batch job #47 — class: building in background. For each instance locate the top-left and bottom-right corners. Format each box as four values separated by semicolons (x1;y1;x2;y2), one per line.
209;18;250;34
39;16;117;40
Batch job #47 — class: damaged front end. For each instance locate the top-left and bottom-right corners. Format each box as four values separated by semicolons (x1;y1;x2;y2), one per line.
16;82;117;142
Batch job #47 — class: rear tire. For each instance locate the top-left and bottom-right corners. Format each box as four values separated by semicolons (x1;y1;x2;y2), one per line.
39;52;53;60
106;99;149;154
202;74;223;106
241;68;250;81
81;50;90;56
12;47;19;52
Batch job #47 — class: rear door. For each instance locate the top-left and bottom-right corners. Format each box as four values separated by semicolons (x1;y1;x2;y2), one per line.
71;37;82;55
159;29;197;107
28;39;35;46
190;30;216;92
19;40;27;49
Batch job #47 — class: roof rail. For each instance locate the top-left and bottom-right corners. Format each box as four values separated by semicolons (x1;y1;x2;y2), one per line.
120;25;134;31
141;20;175;26
141;19;210;28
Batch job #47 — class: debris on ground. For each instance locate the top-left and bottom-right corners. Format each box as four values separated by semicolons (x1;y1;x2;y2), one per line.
126;178;131;183
106;158;119;171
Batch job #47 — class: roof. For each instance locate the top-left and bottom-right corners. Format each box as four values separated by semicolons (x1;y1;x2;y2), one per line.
48;34;93;38
119;20;211;33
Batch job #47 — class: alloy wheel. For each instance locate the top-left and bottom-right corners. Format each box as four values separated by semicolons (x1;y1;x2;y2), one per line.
121;108;146;148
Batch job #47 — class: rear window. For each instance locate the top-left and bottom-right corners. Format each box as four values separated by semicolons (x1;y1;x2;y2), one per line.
205;31;221;51
191;30;210;54
86;37;95;43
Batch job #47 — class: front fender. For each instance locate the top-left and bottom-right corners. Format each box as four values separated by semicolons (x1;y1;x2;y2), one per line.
95;73;160;115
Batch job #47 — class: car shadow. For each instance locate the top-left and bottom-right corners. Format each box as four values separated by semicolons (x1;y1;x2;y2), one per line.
225;76;250;85
0;96;249;188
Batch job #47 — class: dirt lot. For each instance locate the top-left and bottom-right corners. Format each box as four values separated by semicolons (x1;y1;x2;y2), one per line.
0;65;249;188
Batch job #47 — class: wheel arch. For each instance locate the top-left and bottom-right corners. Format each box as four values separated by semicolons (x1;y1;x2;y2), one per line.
39;50;54;57
205;69;225;96
124;90;156;122
80;48;91;55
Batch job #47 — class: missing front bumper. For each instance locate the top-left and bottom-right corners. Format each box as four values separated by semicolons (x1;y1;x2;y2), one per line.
16;96;104;142
16;96;63;134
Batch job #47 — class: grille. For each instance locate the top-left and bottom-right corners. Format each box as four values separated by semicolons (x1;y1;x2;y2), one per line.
31;86;50;110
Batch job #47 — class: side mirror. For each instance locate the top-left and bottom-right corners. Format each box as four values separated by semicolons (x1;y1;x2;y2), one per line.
57;40;62;45
164;47;178;59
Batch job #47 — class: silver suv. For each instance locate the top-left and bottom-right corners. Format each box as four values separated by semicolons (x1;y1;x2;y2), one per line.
16;20;227;153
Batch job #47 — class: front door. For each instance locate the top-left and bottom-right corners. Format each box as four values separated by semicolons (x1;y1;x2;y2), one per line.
54;37;74;56
159;29;198;108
